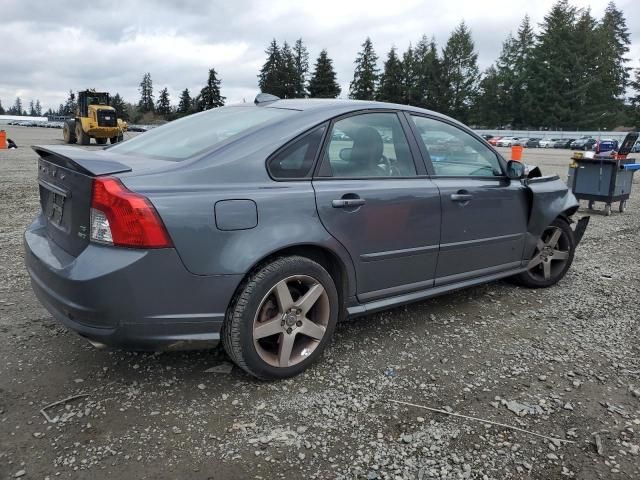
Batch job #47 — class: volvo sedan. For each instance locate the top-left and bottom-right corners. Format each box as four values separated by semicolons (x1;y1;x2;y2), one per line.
24;96;589;379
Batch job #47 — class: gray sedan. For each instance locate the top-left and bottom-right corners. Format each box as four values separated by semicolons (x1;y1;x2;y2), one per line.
24;96;589;379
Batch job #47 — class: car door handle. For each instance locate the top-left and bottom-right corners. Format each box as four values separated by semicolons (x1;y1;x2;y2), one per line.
450;193;473;202
332;198;366;208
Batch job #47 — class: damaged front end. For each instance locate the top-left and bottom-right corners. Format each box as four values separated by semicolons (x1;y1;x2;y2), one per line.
523;173;590;260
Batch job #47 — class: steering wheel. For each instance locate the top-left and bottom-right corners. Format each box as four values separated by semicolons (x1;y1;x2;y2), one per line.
377;155;402;176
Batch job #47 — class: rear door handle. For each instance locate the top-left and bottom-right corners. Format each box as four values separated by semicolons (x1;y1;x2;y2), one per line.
450;193;473;202
332;198;366;208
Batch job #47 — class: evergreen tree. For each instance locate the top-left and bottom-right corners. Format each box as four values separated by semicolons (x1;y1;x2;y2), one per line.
473;66;503;127
376;47;404;104
110;93;128;121
401;44;418;105
0;99;4;115
349;37;379;100
440;22;479;123
63;90;76;116
13;97;23;116
28;100;36;116
600;1;631;98
529;0;577;128
178;88;192;114
138;73;155;113
258;39;284;97
156;87;171;115
412;36;441;110
279;42;299;98
199;68;226;110
35;100;42;116
631;63;640;126
57;103;64;116
308;50;341;98
293;38;309;97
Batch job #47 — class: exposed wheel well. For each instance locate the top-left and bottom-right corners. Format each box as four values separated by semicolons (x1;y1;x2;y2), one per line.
232;245;349;320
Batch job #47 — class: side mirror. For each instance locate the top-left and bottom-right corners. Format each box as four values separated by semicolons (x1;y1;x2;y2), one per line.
506;160;525;179
339;148;352;162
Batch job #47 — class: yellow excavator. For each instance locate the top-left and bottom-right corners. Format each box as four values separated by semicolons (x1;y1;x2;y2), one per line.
63;90;127;145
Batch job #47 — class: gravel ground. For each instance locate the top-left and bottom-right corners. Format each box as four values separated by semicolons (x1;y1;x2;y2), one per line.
1;126;639;480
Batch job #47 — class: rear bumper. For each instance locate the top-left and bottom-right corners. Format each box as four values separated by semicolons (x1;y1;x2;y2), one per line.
24;216;242;351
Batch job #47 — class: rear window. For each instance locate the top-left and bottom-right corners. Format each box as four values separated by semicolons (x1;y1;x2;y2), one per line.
110;106;294;160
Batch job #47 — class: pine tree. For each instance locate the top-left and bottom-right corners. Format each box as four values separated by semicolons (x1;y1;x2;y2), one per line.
293;38;309;97
279;42;299;98
631;63;640;125
412;36;441;110
138;73;155;113
473;66;503;127
0;99;4;115
110;93;128;121
258;39;284;97
156;87;171;115
440;22;479;123
529;0;577;128
401;44;418;105
28;100;36;116
12;97;22;116
35;100;42;116
63;90;76;116
198;68;226;110
349;38;379;100
600;1;631;98
308;50;341;98
376;47;404;104
178;88;192;114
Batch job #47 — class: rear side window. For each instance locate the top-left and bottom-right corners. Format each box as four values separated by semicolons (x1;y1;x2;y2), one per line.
267;125;326;179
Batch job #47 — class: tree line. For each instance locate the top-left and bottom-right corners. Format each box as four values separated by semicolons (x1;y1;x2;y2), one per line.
2;0;640;129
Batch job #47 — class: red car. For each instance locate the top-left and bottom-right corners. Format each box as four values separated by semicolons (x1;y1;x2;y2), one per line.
487;136;503;146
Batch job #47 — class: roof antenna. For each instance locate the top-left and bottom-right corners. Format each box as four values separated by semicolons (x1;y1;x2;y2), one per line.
254;93;280;105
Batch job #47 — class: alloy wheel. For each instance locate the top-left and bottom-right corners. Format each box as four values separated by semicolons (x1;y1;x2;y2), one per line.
527;226;571;281
252;275;330;368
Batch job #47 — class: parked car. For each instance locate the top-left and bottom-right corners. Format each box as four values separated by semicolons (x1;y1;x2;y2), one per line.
487;136;503;146
481;134;494;141
632;140;640;153
553;138;576;149
24;96;589;379
538;138;562;148
595;139;619;154
569;138;596;151
497;137;521;147
525;138;541;148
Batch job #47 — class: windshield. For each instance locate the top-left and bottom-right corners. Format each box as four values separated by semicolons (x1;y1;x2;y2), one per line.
110;106;294;160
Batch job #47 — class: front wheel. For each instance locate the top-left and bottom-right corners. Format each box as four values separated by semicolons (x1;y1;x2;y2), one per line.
223;256;339;379
514;218;575;288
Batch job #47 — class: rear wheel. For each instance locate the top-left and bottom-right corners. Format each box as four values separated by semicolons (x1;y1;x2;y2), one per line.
514;218;575;288
76;123;90;145
63;121;76;144
223;256;339;380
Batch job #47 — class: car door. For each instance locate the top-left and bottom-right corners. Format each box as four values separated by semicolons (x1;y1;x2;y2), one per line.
407;114;529;286
312;111;441;302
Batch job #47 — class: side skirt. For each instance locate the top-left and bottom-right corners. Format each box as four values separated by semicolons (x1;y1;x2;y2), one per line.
346;267;527;318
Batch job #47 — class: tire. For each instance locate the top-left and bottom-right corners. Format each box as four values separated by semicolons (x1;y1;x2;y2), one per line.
619;200;626;213
63;120;76;144
96;138;107;145
513;217;575;288
76;122;90;145
223;256;339;380
110;133;123;144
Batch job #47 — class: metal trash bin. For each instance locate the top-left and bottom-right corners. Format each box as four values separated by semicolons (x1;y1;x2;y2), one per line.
567;132;639;215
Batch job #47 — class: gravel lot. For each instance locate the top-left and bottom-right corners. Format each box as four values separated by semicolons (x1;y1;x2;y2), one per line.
1;126;639;480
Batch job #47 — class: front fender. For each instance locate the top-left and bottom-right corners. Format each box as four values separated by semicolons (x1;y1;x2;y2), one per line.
523;175;580;259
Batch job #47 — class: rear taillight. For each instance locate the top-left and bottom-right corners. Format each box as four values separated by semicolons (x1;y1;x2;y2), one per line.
90;177;172;248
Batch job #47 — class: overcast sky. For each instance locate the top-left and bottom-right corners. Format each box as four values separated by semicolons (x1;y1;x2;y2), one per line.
2;0;639;112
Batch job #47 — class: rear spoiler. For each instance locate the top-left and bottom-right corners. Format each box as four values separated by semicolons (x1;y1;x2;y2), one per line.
32;145;132;176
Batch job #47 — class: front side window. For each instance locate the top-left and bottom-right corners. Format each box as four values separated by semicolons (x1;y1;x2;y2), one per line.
267;125;326;179
322;113;416;178
411;115;503;177
110;106;294;161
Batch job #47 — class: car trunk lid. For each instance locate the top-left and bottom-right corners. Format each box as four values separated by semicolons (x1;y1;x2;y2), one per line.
33;146;134;257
